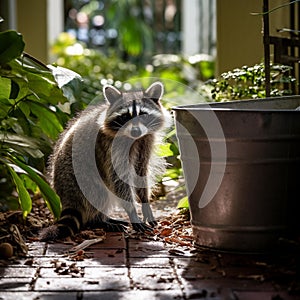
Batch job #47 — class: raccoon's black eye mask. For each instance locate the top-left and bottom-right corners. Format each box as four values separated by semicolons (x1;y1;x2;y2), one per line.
108;110;157;131
110;112;132;129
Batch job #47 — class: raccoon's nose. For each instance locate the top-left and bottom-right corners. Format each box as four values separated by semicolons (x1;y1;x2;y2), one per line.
131;126;142;138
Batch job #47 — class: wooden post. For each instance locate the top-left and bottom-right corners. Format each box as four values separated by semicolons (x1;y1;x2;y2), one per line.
263;0;271;97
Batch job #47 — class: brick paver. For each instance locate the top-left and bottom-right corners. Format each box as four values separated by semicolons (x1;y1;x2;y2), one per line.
0;232;299;299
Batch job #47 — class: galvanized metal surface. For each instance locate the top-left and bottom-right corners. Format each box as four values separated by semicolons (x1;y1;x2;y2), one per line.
173;96;300;252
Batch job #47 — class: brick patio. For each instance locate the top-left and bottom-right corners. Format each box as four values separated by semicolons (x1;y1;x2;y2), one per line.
0;230;299;300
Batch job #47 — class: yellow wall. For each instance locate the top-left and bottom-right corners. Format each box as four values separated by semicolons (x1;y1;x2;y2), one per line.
16;0;48;63
216;0;289;75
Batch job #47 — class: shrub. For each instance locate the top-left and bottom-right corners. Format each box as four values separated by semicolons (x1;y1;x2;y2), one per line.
0;30;82;218
208;63;295;101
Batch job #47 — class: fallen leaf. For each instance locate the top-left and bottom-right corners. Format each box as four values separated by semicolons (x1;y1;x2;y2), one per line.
160;228;173;237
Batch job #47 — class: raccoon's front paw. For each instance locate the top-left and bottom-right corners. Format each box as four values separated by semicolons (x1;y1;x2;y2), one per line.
132;222;153;233
147;220;158;228
142;204;157;227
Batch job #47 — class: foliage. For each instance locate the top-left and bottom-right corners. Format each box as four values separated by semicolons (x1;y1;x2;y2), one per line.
52;32;215;107
177;196;189;209
0;30;82;218
208;63;295;101
105;0;153;58
52;32;138;106
157;128;182;183
138;53;215;89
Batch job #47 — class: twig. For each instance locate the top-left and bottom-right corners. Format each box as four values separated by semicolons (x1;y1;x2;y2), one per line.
67;237;105;253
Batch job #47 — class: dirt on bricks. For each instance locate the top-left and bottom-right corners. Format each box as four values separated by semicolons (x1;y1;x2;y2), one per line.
0;229;299;300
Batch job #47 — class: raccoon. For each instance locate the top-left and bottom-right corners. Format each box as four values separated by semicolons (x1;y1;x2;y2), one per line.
40;81;169;241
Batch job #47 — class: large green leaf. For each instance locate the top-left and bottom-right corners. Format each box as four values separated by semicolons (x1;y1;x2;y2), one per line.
29;101;63;139
8;77;29;102
12;158;61;219
20;173;38;194
177;196;189;209
0;77;11;99
0;30;25;65
0;132;44;158
18;101;31;118
0;98;12;119
8;59;67;105
21;53;50;72
48;65;83;103
157;143;174;157
7;164;32;218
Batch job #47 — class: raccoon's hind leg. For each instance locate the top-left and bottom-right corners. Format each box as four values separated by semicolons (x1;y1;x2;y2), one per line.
86;212;128;232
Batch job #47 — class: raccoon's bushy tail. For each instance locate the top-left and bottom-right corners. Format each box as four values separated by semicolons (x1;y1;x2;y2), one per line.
39;208;83;241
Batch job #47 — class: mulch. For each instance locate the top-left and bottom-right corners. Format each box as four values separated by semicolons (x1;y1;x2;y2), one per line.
0;195;193;258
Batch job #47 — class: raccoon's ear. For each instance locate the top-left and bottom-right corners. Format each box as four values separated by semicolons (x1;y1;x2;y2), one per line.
103;85;122;104
144;81;164;103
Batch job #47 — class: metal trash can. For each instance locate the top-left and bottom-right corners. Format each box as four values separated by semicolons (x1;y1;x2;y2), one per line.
173;96;300;252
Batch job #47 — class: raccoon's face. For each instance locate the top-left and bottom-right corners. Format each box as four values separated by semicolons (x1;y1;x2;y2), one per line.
103;82;165;139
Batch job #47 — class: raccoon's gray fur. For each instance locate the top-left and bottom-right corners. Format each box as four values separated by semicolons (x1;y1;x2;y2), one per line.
40;82;169;241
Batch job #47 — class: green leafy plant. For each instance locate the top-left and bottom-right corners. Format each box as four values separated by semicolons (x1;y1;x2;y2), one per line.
0;30;82;218
208;63;295;101
52;33;215;106
105;0;153;58
52;32;138;105
136;53;215;89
